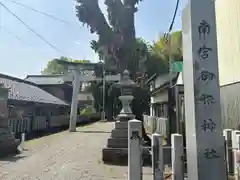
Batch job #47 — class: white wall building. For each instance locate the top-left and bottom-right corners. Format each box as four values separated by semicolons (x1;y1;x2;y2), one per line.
216;0;240;86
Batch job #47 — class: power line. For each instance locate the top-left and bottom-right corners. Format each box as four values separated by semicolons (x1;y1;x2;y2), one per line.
168;0;180;33
0;25;66;59
4;0;72;25
164;0;180;41
0;25;37;49
0;2;64;54
0;25;25;42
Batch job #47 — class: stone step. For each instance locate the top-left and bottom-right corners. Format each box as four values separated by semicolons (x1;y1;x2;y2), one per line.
115;121;128;130
107;138;128;148
111;129;128;138
102;147;151;166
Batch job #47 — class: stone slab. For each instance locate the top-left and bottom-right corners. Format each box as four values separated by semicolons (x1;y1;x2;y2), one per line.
107;138;128;148
111;129;128;138
102;147;151;166
115;121;128;130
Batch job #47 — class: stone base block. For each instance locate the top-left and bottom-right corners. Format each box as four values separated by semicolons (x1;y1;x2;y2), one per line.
162;147;171;165
117;114;135;122
102;147;151;166
115;121;128;130
0;127;20;157
111;129;128;138
107;138;128;148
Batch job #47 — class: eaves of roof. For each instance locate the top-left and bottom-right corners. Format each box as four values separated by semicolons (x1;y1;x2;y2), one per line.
150;74;179;95
0;73;68;106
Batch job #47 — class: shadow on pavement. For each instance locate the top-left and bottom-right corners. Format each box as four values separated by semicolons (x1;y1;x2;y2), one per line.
0;154;26;162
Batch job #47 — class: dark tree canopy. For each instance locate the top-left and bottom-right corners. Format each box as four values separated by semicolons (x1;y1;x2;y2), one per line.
76;0;145;79
75;1;182;138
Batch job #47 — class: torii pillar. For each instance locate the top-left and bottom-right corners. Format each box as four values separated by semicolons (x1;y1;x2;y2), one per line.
57;60;97;132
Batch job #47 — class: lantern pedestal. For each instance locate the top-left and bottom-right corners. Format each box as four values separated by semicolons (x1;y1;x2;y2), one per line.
117;95;135;121
102;120;151;165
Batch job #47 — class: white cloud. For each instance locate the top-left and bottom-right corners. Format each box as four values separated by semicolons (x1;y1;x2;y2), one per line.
75;41;81;45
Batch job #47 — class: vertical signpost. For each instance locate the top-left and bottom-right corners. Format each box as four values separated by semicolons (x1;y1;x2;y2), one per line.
183;0;227;179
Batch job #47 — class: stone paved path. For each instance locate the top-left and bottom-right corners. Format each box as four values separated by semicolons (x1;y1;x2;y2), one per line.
0;122;153;180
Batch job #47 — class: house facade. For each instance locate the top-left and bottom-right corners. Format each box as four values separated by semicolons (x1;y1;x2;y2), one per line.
25;74;94;109
0;73;69;135
215;0;240;128
215;0;240;86
147;72;185;136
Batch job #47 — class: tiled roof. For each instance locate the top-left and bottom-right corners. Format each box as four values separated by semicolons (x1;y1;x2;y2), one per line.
0;74;68;106
25;74;65;85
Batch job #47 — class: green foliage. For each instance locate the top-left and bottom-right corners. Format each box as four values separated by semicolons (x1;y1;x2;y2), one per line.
151;31;182;62
41;57;90;75
41;56;68;74
134;38;169;77
80;106;96;115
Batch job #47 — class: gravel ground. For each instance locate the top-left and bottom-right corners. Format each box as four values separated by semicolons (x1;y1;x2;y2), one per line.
0;122;153;180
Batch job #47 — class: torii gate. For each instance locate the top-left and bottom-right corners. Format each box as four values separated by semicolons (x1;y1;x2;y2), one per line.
57;60;120;132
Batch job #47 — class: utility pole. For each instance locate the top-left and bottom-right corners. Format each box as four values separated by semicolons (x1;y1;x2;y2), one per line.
168;33;173;89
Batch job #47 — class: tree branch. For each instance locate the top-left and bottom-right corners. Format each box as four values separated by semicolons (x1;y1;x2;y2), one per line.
76;0;113;44
104;0;124;31
123;0;142;8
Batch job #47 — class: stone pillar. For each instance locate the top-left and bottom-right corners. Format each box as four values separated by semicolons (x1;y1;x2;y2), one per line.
171;134;184;180
128;120;142;180
223;129;233;175
235;134;240;179
233;131;240;178
0;85;20;157
69;68;80;132
102;70;151;165
182;0;227;179
152;133;164;180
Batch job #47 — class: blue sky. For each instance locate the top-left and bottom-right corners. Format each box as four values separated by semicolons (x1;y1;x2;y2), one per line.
0;0;187;79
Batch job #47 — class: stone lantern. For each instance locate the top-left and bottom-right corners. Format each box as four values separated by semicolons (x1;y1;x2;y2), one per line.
114;69;137;121
102;69;150;165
